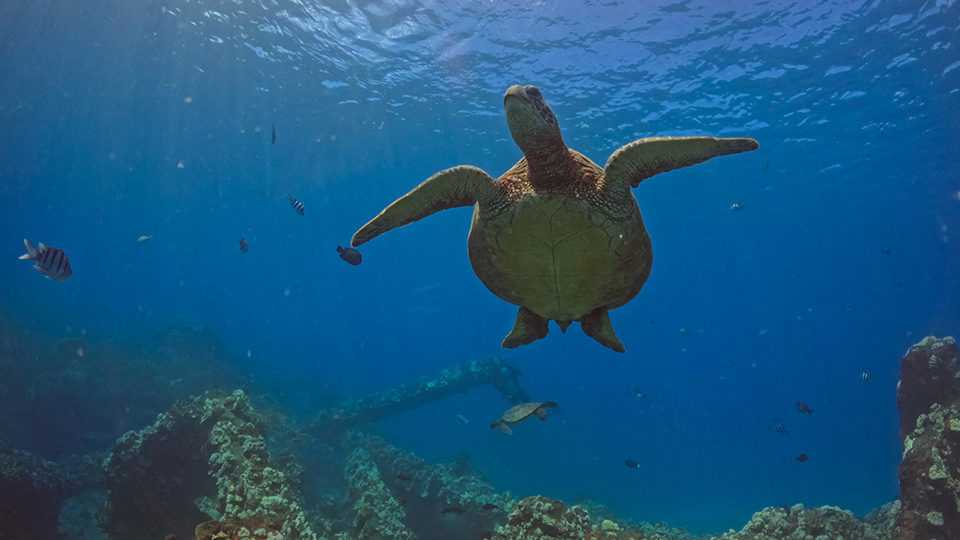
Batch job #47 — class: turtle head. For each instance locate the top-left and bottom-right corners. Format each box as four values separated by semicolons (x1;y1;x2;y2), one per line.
504;85;565;157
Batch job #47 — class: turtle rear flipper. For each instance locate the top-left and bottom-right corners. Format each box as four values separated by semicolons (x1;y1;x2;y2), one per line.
533;401;557;420
502;307;549;349
352;165;498;247
579;308;626;353
603;136;759;192
490;420;513;435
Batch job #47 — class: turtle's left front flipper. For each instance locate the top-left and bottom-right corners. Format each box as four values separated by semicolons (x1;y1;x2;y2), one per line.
352;165;499;247
602;136;759;193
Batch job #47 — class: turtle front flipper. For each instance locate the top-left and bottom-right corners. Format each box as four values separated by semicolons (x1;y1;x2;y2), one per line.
352;165;499;247
502;307;550;349
603;136;759;192
579;308;626;353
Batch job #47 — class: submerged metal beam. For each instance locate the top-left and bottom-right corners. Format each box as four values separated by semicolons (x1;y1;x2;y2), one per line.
308;358;527;436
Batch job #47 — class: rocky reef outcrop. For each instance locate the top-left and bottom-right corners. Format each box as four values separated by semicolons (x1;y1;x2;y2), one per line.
893;336;960;540
707;502;898;540
101;389;316;540
0;440;101;540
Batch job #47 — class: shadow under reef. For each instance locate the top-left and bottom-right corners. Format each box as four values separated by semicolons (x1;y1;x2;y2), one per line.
2;336;960;540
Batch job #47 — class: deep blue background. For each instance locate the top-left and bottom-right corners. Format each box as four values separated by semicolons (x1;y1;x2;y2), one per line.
1;0;959;534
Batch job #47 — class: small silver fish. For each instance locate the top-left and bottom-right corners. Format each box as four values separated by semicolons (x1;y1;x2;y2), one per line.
730;203;744;211
288;194;305;215
137;235;153;244
20;239;72;281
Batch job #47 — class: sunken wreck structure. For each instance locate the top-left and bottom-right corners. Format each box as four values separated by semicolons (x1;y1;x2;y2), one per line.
2;330;959;540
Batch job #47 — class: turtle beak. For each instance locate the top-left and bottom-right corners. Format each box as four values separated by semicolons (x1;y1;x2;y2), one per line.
504;85;526;105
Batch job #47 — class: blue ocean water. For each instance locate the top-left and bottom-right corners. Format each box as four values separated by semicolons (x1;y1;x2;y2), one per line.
1;0;959;535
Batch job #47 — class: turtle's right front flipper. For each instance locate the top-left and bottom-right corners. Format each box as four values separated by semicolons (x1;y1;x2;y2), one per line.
352;165;498;247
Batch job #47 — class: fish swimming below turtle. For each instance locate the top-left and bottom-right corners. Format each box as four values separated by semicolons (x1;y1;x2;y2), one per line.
351;84;759;352
490;401;557;435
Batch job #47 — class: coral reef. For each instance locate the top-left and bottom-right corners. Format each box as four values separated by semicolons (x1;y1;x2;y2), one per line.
492;496;593;540
893;336;960;540
316;432;513;540
0;439;102;540
195;515;284;540
101;389;316;540
707;502;897;540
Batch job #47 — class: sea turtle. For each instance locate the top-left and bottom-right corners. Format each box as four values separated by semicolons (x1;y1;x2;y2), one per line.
352;85;759;352
490;401;557;435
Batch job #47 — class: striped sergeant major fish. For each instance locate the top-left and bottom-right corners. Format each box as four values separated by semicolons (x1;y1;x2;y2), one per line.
730;203;743;211
20;239;72;281
288;194;305;215
795;401;813;414
860;372;873;382
776;424;789;435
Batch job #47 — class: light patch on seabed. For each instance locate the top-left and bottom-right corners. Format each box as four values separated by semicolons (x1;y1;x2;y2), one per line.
322;80;349;88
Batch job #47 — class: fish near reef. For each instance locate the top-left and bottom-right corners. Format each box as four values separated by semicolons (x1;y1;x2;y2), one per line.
351;84;759;353
396;472;412;481
19;239;72;281
337;245;361;265
795;401;813;414
441;505;467;515
491;401;556;435
239;238;249;253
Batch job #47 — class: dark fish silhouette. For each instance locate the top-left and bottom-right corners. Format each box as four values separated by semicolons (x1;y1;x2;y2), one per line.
20;239;72;281
337;245;362;265
624;459;638;468
271;124;276;144
480;533;493;540
239;238;249;253
288;194;305;215
795;401;813;414
796;453;808;462
441;505;467;515
538;523;562;537
776;424;789;435
481;503;499;511
396;473;412;481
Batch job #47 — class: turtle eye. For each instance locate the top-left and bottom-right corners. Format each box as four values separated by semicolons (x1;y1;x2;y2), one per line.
525;86;542;99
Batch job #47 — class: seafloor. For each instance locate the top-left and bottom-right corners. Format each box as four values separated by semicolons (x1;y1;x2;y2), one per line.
1;315;957;540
